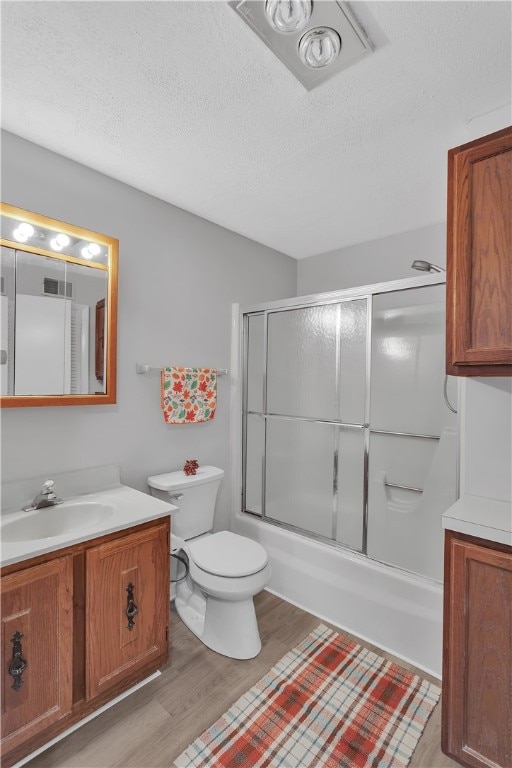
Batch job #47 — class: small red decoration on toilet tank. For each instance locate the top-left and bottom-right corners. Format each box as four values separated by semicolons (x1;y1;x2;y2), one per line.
183;459;199;476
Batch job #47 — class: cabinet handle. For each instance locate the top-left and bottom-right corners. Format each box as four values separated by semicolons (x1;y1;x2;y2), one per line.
8;631;28;691
125;583;139;631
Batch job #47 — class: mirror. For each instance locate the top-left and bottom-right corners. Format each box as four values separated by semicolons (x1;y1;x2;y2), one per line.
0;203;118;407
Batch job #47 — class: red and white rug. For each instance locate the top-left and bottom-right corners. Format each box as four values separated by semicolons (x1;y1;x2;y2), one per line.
175;624;440;768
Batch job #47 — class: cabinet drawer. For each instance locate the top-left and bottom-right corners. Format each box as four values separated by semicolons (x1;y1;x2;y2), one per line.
85;523;169;700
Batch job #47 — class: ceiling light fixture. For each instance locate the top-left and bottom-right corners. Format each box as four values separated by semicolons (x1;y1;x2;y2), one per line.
230;0;372;90
265;0;312;34
299;26;341;68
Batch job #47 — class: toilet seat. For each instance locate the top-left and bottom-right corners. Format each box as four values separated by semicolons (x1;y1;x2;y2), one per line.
188;531;268;577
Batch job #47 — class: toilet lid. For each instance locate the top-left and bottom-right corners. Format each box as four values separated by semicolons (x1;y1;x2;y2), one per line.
188;531;268;577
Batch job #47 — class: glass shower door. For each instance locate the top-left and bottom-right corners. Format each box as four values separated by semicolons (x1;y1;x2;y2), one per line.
367;285;458;580
243;297;369;551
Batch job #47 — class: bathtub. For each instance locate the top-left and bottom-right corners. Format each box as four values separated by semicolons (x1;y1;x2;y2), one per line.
233;511;443;678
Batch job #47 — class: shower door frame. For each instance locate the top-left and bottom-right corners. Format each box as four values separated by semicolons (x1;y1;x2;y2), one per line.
239;273;452;558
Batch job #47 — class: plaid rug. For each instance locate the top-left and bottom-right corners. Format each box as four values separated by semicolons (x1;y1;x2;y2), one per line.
174;624;440;768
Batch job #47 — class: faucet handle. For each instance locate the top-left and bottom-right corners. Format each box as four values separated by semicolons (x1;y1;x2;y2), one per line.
42;480;55;494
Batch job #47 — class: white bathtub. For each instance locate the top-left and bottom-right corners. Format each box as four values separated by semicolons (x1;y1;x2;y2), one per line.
233;512;443;678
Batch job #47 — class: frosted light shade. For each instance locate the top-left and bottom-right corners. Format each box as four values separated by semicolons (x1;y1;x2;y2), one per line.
13;222;34;242
18;222;34;238
50;237;63;251
299;26;341;68
265;0;312;34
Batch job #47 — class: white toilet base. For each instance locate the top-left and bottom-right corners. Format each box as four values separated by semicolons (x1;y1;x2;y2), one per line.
175;579;264;659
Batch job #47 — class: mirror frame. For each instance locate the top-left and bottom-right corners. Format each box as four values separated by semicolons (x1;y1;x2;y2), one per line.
0;202;118;407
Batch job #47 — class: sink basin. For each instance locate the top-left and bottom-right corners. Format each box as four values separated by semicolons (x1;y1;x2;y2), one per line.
2;501;114;542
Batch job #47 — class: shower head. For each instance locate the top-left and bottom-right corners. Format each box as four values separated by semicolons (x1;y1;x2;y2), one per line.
411;260;446;273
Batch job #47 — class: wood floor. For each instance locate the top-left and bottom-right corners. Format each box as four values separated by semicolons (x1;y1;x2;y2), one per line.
28;591;458;768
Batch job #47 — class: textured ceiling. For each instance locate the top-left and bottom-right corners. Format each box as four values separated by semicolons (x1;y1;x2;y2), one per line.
1;1;511;259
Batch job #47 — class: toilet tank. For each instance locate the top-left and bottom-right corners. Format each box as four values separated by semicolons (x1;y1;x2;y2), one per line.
147;465;224;540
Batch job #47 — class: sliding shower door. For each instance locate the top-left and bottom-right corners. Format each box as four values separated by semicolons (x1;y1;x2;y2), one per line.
367;285;458;580
241;276;457;581
243;298;369;551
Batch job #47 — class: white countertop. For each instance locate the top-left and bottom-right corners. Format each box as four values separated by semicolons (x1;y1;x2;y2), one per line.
442;494;512;546
1;485;175;568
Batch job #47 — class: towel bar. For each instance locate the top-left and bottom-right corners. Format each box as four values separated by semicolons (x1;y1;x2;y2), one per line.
136;363;228;376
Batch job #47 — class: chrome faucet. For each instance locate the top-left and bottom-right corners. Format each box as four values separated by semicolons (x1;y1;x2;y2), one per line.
22;480;63;512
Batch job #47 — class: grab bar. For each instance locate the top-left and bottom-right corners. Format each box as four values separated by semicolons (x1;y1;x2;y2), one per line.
371;429;440;440
384;481;423;493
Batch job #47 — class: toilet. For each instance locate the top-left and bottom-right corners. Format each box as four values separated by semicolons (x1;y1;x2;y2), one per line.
147;465;270;659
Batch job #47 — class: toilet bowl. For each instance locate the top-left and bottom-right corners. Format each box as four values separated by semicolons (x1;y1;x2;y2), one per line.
173;531;270;659
147;466;270;659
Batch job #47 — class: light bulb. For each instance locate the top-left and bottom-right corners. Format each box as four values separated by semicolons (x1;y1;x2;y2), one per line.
56;233;70;247
81;246;93;259
299;27;341;68
18;222;34;238
13;222;34;242
265;0;312;34
50;237;63;251
87;243;101;256
13;228;28;243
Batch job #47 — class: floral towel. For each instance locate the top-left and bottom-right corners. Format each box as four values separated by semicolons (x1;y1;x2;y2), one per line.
161;367;217;424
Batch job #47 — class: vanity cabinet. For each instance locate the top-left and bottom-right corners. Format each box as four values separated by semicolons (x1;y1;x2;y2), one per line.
86;524;168;699
0;517;170;768
442;530;512;768
446;126;512;376
1;557;73;752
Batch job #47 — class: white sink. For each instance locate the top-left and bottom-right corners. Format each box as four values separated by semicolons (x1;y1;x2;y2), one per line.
1;474;175;568
1;501;114;542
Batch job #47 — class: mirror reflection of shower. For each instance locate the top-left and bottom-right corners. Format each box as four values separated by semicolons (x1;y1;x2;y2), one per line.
411;260;446;273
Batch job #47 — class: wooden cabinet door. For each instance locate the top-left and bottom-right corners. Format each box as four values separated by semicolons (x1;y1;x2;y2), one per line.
442;532;512;768
86;522;169;700
446;126;512;376
1;557;73;752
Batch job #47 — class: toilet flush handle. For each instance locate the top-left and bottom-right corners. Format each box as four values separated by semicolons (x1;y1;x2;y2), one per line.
169;493;184;502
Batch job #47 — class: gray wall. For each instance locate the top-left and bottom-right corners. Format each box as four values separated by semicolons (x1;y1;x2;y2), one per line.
297;222;446;294
1;131;297;529
462;378;512;502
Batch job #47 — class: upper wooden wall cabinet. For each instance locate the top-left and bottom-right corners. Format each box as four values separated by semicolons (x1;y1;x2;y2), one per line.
446;126;512;376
